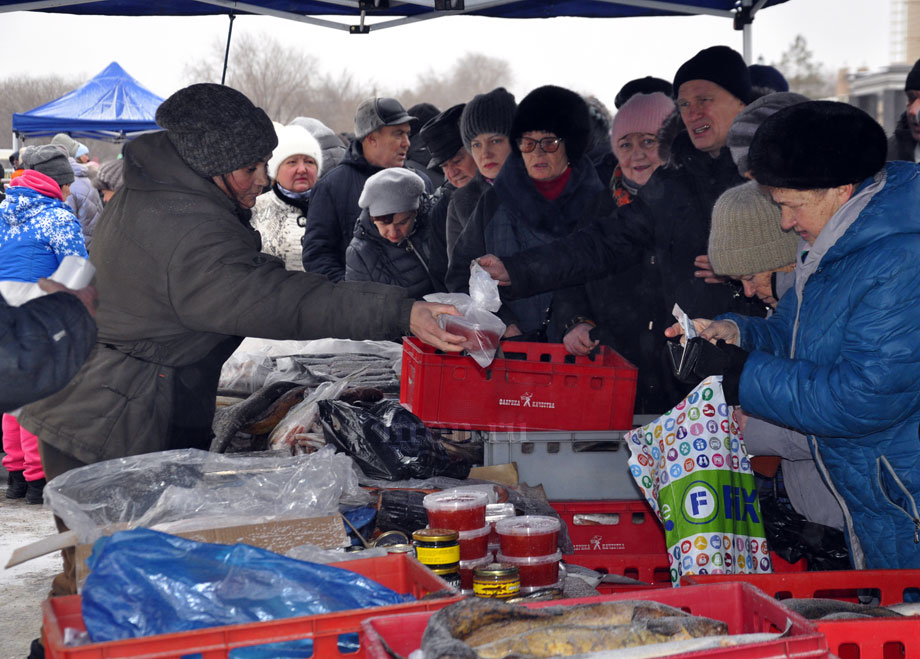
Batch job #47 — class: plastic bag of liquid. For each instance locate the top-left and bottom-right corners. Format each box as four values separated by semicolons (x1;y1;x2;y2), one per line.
81;527;409;653
425;262;506;368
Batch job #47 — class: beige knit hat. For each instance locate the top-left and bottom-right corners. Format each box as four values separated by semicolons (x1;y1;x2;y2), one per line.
708;181;798;277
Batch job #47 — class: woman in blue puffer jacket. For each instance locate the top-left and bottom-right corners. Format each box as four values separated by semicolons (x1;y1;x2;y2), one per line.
0;144;87;504
668;102;920;569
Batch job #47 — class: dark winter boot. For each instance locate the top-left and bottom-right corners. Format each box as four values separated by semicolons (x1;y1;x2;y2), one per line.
25;478;46;505
28;637;45;659
5;469;26;499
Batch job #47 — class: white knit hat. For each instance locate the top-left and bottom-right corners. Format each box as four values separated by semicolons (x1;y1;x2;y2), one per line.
267;124;323;180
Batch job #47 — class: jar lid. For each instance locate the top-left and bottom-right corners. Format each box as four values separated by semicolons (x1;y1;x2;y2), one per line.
459;554;494;569
458;525;491;540
373;530;410;547
495;515;561;536
474;562;520;579
383;544;415;554
413;528;459;543
496;551;563;566
423;490;489;511
430;565;460;575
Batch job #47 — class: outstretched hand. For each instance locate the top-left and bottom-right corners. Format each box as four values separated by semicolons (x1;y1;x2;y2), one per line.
409;302;466;352
476;254;510;286
664;318;740;345
693;254;728;285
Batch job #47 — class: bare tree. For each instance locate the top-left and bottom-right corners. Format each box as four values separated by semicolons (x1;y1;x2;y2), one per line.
773;35;836;99
184;32;369;133
0;74;81;148
398;53;513;109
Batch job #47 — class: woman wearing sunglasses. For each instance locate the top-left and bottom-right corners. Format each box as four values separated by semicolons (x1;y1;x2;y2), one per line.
446;85;614;342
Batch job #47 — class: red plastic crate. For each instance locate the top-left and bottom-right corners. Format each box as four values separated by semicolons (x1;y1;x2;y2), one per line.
681;570;920;603
361;582;829;658
551;499;666;554
818;617;920;659
42;553;462;659
682;570;920;659
399;337;637;431
552;499;805;577
564;552;672;592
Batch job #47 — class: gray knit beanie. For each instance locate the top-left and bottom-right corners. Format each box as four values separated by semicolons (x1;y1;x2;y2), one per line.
460;87;517;150
726;91;810;176
96;158;125;192
358;168;425;217
708;181;798;277
23;144;74;186
51;133;80;159
155;83;277;178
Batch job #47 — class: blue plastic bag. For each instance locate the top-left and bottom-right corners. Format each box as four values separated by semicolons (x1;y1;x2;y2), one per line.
82;528;410;652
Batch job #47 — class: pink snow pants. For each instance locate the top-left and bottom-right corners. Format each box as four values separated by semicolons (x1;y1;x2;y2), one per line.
2;413;45;481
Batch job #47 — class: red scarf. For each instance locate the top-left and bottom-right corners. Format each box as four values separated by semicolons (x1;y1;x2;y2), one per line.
533;166;572;201
10;170;64;201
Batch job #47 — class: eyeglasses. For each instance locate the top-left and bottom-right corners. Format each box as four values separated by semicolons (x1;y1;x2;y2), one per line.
517;136;564;153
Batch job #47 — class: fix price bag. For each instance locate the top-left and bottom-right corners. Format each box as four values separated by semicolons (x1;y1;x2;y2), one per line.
626;376;772;585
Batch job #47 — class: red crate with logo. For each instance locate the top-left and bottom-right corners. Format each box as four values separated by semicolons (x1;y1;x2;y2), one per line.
361;582;829;659
551;499;806;580
682;570;920;659
399;337;637;431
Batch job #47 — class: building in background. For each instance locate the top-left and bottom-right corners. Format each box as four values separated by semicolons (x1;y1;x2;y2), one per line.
840;0;918;133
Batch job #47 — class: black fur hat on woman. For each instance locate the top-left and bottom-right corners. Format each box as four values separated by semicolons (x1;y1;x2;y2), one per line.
510;85;591;163
749;101;887;190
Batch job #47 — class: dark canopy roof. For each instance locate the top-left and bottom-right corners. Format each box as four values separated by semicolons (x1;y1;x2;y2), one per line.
0;1;790;33
12;62;163;141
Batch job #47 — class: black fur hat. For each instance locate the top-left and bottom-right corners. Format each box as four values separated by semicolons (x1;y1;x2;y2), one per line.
510;85;591;163
749;101;887;190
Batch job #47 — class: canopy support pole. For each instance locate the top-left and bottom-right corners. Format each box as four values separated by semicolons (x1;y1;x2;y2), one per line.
221;12;235;85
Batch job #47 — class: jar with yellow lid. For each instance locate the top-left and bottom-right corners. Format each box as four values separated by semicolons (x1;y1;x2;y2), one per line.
412;528;460;588
473;562;521;599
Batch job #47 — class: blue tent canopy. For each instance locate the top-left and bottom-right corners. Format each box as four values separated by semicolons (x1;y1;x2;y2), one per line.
12;61;164;142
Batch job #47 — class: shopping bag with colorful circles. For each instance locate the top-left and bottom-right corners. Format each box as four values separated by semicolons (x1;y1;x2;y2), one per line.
626;376;772;585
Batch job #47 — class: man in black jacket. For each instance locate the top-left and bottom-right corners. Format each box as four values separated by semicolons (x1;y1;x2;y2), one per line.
887;58;920;163
478;46;766;407
302;97;432;281
419;104;478;288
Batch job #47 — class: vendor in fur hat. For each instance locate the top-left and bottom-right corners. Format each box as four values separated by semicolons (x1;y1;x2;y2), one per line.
668;101;920;570
251;124;323;271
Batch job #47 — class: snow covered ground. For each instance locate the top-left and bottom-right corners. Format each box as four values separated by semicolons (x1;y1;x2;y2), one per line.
0;466;60;659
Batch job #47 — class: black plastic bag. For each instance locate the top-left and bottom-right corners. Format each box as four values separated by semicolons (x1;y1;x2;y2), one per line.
318;399;471;482
760;493;851;571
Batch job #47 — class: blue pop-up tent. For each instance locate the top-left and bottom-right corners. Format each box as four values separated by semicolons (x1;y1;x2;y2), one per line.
12;61;164;142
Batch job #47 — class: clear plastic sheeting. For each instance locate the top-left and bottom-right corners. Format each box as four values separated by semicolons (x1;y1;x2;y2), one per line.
81;527;409;647
44;446;371;544
219;338;403;394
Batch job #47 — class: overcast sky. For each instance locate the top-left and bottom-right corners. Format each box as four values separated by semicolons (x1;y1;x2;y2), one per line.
3;0;891;116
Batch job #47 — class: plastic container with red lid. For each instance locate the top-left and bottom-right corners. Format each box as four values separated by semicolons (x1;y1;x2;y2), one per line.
496;515;561;558
458;525;490;561
423;490;488;532
496;551;562;588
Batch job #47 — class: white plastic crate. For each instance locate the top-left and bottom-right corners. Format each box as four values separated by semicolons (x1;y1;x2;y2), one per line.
482;419;655;500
